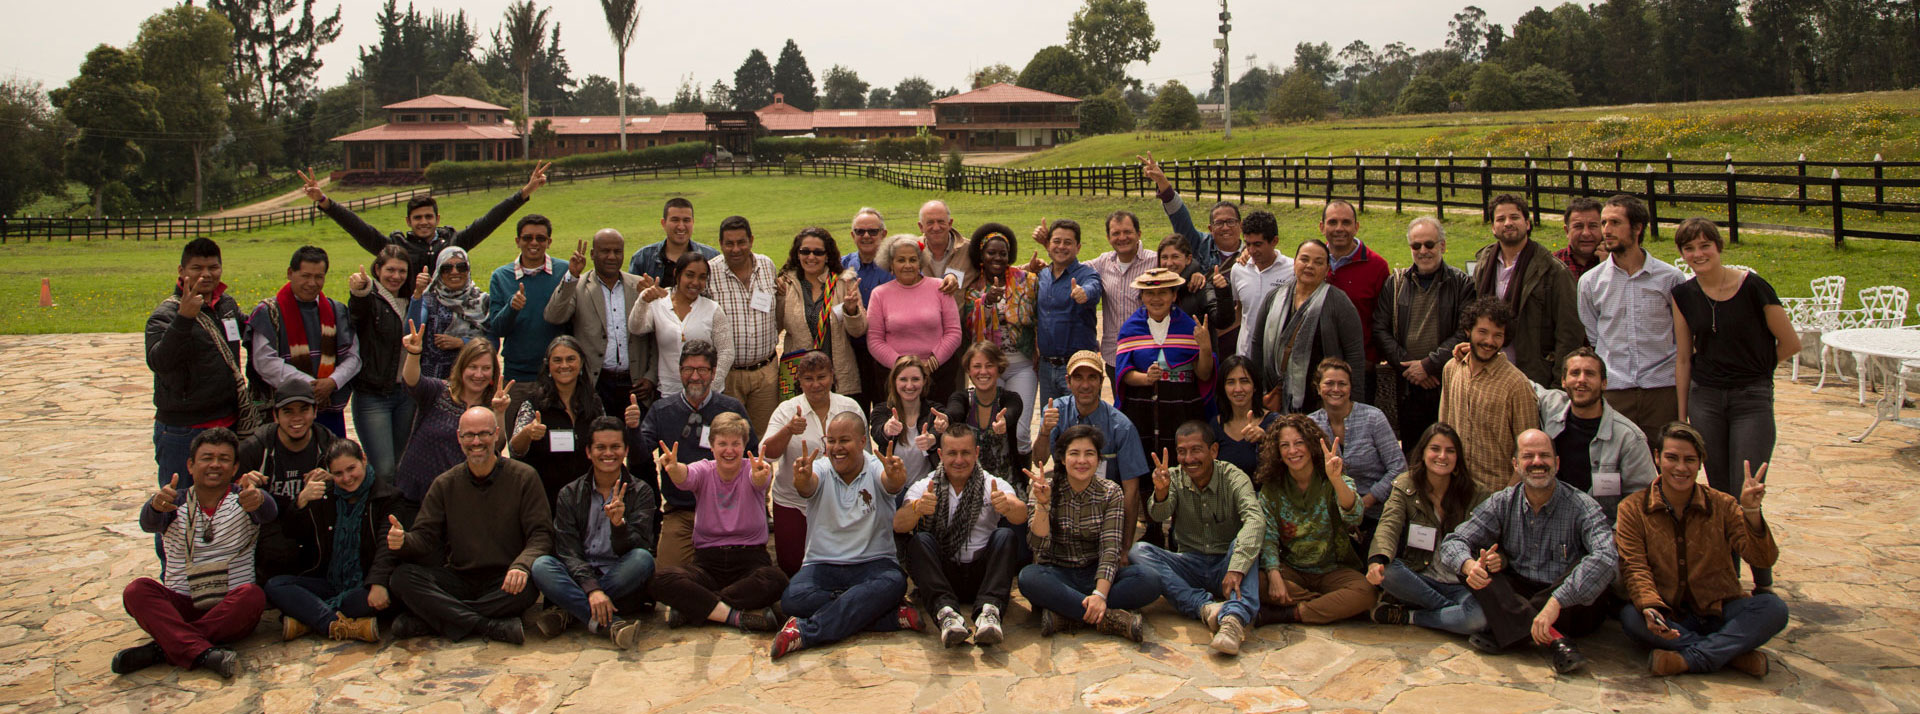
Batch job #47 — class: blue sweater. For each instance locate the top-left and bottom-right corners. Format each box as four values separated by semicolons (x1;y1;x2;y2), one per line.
486;258;570;381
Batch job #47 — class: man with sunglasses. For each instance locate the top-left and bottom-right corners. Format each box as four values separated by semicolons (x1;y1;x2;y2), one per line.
1373;217;1475;448
637;340;753;570
487;214;572;383
842;208;892;408
299;163;549;300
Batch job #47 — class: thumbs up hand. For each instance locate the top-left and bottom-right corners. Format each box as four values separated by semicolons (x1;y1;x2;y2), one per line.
1030;219;1050;245
884;408;904;438
1070;280;1088;304
989;479;1020;517
510;284;527;311
521;412;548;442
152;474;182;512
624;394;642;429
387;515;406;551
348;264;371;294
1023;249;1044;274
296;468;330;508
236;471;266;512
414;266;431;295
990;408;1008;436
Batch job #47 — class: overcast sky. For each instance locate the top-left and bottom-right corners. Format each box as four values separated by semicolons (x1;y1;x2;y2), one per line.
4;1;1547;101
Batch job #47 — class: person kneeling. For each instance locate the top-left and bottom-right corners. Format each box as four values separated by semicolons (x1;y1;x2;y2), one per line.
385;407;553;644
770;413;920;659
897;424;1027;647
529;417;659;648
114;428;275;679
1616;423;1785;677
1130;422;1264;655
651;413;788;632
1016;426;1162;642
264;439;398;644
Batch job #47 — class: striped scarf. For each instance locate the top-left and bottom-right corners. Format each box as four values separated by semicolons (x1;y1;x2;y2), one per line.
1114;307;1211;403
275;283;337;379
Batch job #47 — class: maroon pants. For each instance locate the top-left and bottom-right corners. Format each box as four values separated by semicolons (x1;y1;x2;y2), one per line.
122;578;265;668
773;504;808;576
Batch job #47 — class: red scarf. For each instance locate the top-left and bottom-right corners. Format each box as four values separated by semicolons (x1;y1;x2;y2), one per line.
275;283;337;379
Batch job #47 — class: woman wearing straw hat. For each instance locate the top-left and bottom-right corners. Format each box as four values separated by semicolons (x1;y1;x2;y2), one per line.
1115;267;1215;545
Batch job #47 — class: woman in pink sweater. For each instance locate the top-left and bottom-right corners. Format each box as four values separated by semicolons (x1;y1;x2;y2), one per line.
868;233;963;399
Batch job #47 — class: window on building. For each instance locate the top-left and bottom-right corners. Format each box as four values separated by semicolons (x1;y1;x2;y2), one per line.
587;140;597;149
455;143;481;161
461;113;471;122
395;114;419;123
430;113;456;122
420;142;447;165
557;140;568;148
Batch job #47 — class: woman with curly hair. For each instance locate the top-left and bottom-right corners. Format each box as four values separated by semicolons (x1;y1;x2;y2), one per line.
1252;413;1375;625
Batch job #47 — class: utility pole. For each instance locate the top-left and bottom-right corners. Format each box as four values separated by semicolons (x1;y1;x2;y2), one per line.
1217;0;1232;139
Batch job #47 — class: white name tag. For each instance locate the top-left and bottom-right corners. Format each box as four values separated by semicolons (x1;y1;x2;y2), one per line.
699;426;713;449
1096;459;1111;481
1407;523;1439;551
1591;471;1622;497
222;318;241;342
750;290;774;314
549;430;575;453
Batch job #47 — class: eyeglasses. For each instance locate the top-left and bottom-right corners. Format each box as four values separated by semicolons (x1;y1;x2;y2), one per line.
1409;241;1439;251
1210;218;1241;228
851;228;884;237
518;234;551;242
680;411;706;441
439;263;471;274
796;248;829;257
457;430;495;441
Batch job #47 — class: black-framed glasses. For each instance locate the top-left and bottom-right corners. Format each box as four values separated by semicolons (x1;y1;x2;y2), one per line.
439;263;471;274
1210;218;1241;227
796;248;829;257
518;233;552;242
1409;241;1439;251
680;411;706;441
851;228;884;237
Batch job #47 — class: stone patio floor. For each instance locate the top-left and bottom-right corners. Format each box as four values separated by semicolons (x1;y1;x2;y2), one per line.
0;333;1916;713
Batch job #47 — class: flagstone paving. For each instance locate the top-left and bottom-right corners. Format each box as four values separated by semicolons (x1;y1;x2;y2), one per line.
0;332;1916;713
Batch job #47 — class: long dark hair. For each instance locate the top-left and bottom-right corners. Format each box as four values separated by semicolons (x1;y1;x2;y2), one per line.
779;226;842;278
1217;355;1267;418
535;336;604;425
1254;413;1328;488
1406;422;1478;534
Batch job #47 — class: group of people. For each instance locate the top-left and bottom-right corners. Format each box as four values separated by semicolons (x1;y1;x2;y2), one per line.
121;157;1796;680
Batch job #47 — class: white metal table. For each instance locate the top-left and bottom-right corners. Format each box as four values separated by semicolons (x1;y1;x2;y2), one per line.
1820;327;1920;442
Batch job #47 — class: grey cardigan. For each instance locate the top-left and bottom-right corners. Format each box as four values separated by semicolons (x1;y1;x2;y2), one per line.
1248;281;1366;412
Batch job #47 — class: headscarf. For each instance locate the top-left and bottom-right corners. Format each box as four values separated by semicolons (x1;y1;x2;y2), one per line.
431;247;489;338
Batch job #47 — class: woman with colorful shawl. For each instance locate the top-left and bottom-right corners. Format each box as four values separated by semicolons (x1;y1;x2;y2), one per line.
774;227;867;402
406;246;490;380
1115;268;1216;457
959;223;1039;453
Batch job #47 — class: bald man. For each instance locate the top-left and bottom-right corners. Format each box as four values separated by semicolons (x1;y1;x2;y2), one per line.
547;228;658;419
917;200;971;296
1438;429;1619;675
387;407;554;644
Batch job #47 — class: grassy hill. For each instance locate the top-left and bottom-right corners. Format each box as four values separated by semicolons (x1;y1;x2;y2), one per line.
1006;90;1920;168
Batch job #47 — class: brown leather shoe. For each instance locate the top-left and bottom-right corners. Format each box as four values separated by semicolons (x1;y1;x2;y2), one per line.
1649;650;1689;676
1727;650;1769;677
1096;609;1144;642
282;616;310;641
329;616;379;643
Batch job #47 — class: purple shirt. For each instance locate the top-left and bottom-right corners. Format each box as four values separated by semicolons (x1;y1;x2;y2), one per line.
685;459;769;548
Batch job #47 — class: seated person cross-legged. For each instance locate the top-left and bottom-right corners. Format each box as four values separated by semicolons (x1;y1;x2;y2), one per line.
527;416;660;649
1253;415;1377;626
264;439;398;645
1364;423;1492;633
896;424;1027;648
385;407;554;644
650;412;789;632
1616;422;1786;678
1129;421;1265;656
1016;425;1163;642
769;413;922;659
1437;429;1619;675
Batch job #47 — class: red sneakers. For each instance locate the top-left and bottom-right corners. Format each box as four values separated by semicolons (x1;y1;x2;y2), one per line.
897;605;925;632
769;617;805;660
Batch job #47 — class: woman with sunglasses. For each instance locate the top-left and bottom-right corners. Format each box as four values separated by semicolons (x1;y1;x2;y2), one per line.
406;247;489;380
774;227;866;403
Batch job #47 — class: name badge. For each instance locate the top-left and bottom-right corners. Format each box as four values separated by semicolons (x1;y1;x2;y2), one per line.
1591;471;1622;497
699;426;713;449
750;290;774;314
1407;523;1439;551
549;430;575;453
1096;460;1111;481
222;318;241;342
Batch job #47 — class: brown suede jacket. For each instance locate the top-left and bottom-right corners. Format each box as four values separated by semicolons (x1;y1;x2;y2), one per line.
1615;483;1778;617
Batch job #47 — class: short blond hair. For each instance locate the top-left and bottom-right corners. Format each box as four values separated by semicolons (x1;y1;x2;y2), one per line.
709;412;750;442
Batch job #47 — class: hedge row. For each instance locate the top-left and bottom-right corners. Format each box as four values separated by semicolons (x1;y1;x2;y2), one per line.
422;143;711;189
752;135;942;161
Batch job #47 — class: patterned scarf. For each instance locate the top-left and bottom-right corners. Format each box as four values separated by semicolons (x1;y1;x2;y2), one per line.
431;247;490;338
1260;282;1330;411
918;466;987;561
322;477;371;610
275;283;336;379
1114;307;1211;404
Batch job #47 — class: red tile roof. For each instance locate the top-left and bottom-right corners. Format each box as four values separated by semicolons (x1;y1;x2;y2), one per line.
383;94;510;111
931;83;1081;105
331;121;520;143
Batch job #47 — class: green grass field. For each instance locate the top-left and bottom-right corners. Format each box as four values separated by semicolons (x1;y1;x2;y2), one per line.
1007;90;1920;169
2;174;1917;334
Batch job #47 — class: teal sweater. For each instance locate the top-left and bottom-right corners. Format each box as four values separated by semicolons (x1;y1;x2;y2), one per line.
486;258;570;381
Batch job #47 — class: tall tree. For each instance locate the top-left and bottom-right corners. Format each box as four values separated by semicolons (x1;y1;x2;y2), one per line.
1447;5;1489;61
1591;0;1655;104
707;80;733;111
1292;42;1337;85
1145;79;1200;130
892;76;934;108
771;39;818;110
1269;69;1335;121
821;65;868;109
971;63;1019;89
1066;0;1160;90
207;0;342;174
1653;0;1748;101
0;79;69;216
570;74;644;115
498;0;550;156
866;87;892;108
50;46;162;217
669;75;704;112
1746;0;1816;95
1017;45;1093;98
136;4;233;212
599;0;640;149
732;49;775;109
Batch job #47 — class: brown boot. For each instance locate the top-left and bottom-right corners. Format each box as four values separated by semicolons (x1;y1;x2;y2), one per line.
1096;609;1144;642
1649;650;1689;676
282;616;310;641
328;616;380;643
1727;650;1769;677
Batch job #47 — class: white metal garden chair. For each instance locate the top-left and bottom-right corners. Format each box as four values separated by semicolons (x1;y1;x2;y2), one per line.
1779;275;1846;381
1814;286;1910;405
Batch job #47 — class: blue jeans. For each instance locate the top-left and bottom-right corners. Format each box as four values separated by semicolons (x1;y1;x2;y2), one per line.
1016;563;1162;621
1617;594;1788;672
153;423;204;487
781;559;908;646
350;387;415;488
1380;560;1485;635
1037;359;1070;405
529;551;656;629
263;575;381;630
1128;542;1258;625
